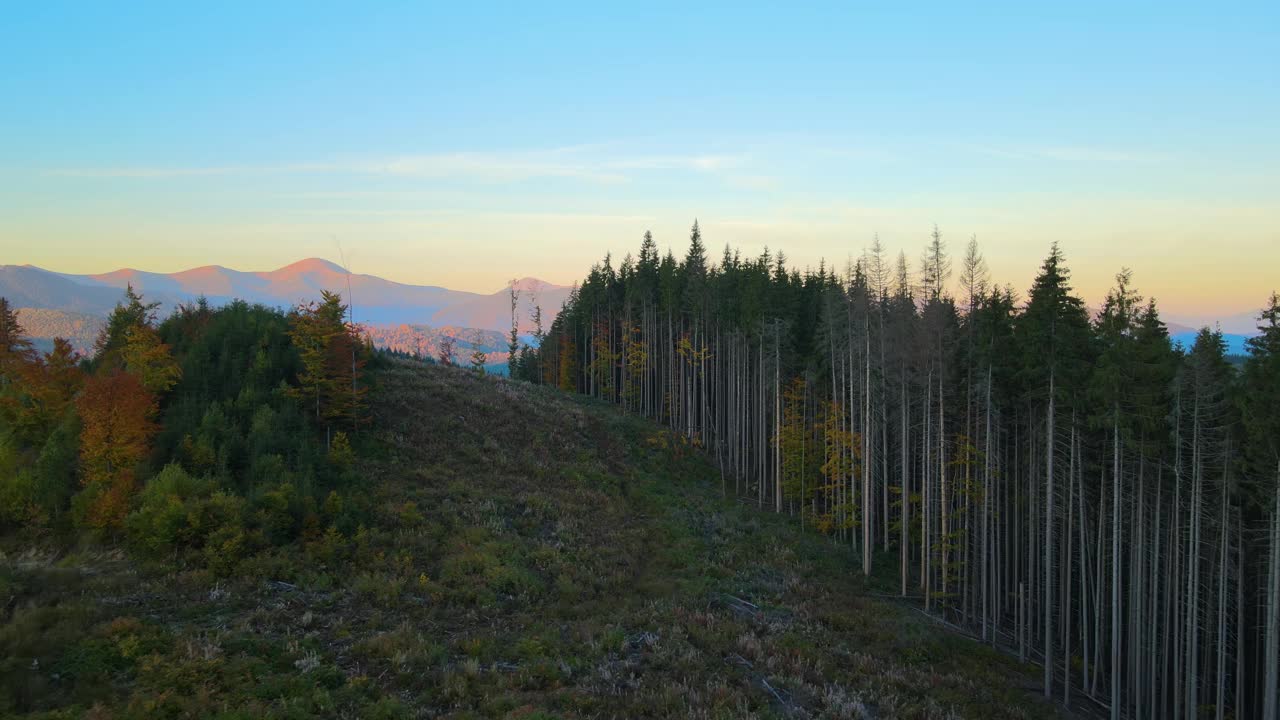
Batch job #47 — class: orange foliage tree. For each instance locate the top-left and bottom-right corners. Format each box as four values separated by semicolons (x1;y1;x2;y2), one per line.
76;369;158;529
10;338;84;443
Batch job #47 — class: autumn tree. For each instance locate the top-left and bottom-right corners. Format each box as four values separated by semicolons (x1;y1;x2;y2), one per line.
288;291;368;434
434;334;454;366
0;311;83;526
76;369;158;529
7;338;83;446
123;325;182;393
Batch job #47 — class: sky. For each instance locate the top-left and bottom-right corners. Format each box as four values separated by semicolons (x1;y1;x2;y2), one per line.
1;2;1276;320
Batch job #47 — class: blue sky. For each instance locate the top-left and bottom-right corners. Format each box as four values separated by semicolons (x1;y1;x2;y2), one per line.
1;2;1276;318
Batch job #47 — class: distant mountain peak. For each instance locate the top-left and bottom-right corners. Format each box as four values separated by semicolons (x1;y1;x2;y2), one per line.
507;277;568;293
94;268;145;278
273;258;348;275
175;264;232;275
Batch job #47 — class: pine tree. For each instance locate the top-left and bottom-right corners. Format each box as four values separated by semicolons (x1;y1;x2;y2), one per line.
94;284;160;362
0;297;34;384
1020;244;1091;700
533;229;1276;717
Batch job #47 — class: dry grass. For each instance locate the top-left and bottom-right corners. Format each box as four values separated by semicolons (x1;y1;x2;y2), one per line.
0;358;1061;719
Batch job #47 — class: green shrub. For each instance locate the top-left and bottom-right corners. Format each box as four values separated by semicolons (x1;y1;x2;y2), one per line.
126;463;248;557
252;481;304;544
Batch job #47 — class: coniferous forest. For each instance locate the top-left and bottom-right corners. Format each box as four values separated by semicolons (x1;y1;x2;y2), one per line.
6;3;1276;718
527;224;1280;719
2;228;1278;718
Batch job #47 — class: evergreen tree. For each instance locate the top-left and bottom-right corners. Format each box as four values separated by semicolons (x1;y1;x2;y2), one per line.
532;228;1276;717
95;284;160;362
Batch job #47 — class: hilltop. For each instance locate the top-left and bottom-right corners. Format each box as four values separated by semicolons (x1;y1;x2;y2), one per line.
1;357;1058;719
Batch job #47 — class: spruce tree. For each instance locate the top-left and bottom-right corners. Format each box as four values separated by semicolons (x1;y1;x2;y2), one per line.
1019;244;1091;699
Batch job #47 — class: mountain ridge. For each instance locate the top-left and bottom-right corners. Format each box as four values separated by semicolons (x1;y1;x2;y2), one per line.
0;259;574;340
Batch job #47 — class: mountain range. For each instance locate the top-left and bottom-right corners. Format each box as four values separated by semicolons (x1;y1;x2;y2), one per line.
1;258;1263;357
0;259;573;355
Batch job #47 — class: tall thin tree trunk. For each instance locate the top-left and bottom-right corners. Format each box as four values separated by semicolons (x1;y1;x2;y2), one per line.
1112;406;1122;720
1045;372;1055;699
1216;471;1229;720
983;366;993;641
901;377;910;597
863;330;872;576
1264;472;1280;720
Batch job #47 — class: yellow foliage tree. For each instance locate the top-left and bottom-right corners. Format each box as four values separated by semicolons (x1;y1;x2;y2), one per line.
777;376;811;507
816;400;860;535
623;322;647;407
122;325;182;393
557;335;578;392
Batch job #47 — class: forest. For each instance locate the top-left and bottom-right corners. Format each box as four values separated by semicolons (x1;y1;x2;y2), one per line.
1;270;1073;719
529;224;1280;719
1;228;1278;718
0;288;374;570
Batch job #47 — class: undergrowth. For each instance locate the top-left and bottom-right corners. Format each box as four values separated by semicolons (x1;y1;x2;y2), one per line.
0;359;1058;719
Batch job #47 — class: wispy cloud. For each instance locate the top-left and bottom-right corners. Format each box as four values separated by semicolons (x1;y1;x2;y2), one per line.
955;142;1164;163
43;146;746;185
45;163;340;178
607;154;739;171
286;208;657;224
361;150;627;183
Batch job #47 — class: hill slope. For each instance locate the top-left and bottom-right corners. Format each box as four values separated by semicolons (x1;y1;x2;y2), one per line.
1;360;1057;719
0;265;138;316
12;308;104;354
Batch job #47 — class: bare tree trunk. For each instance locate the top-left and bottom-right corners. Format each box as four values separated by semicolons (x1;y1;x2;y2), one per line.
863;329;872;575
983;367;993;642
901;377;910;598
1215;471;1229;720
1265;474;1280;720
1065;422;1075;708
1112;406;1122;720
924;368;932;609
1079;433;1091;699
1020;580;1027;663
774;322;782;514
1186;391;1202;720
1094;467;1105;698
1045;373;1056;699
940;368;948;608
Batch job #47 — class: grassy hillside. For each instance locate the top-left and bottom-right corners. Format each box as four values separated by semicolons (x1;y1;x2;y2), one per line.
1;359;1059;719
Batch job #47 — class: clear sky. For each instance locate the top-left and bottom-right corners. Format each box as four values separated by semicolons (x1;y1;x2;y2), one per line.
1;2;1276;319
